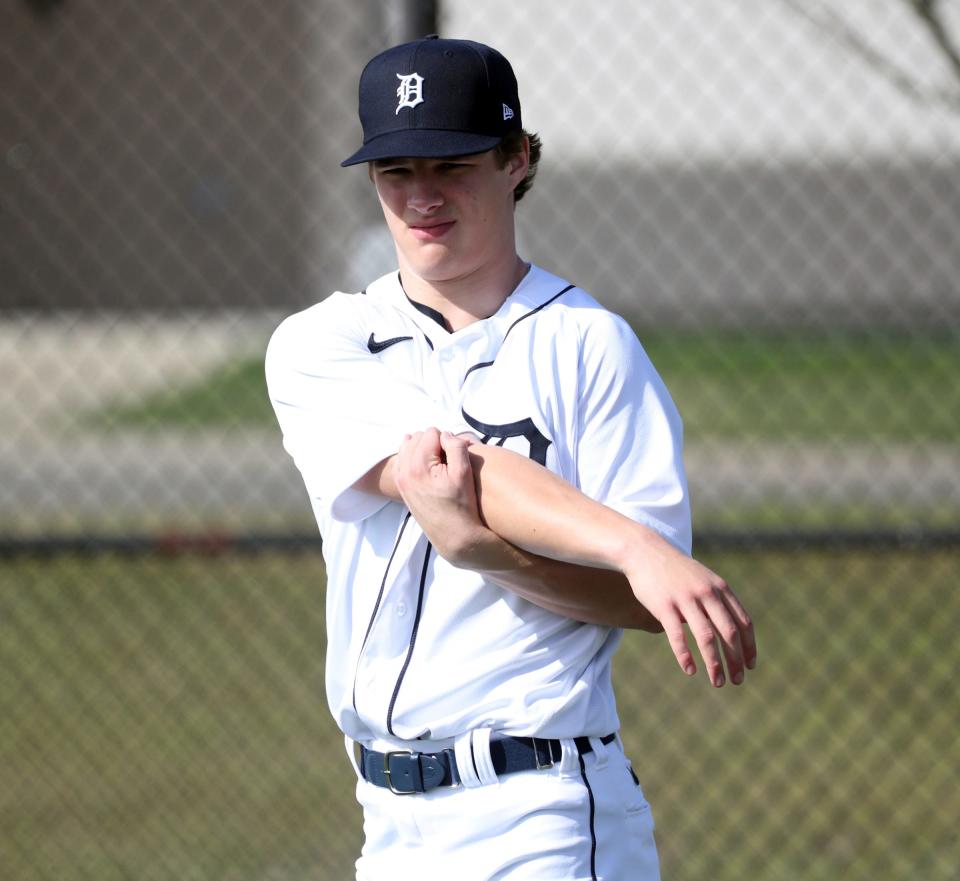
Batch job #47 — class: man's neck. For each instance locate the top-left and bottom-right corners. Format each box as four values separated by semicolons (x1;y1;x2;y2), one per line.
399;255;529;333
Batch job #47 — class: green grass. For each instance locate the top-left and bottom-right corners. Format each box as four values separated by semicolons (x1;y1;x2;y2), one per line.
620;547;959;881
91;357;272;431
0;553;356;881
642;328;960;442
94;330;960;442
2;548;957;881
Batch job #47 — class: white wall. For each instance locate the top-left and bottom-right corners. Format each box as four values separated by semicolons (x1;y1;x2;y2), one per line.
442;0;960;162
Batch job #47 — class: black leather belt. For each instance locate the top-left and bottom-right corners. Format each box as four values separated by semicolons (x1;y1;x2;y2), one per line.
359;733;617;795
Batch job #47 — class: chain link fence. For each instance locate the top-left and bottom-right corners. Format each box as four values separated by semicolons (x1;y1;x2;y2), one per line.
2;1;958;879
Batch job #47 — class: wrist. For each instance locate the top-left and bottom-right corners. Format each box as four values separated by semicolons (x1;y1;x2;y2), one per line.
614;520;675;581
441;524;510;570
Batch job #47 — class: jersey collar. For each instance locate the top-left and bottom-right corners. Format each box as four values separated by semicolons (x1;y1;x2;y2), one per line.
366;264;571;339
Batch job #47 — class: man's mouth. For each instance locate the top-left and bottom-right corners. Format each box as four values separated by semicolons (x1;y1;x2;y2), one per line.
409;220;456;240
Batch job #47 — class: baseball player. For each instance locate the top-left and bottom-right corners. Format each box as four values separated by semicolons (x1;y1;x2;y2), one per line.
266;36;756;881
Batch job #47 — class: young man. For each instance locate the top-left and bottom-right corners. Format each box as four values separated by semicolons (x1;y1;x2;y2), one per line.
266;35;756;881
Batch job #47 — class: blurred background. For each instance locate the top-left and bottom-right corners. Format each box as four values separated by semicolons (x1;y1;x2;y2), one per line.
1;1;958;879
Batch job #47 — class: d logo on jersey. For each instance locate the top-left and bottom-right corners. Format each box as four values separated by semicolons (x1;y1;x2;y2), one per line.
462;409;551;467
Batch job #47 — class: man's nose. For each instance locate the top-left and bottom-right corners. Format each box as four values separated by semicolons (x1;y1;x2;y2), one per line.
407;175;443;213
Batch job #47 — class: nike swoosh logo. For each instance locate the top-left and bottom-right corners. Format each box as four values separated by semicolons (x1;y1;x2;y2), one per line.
367;333;413;354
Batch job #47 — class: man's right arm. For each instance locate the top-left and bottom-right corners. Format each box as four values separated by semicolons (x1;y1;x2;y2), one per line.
265;299;463;523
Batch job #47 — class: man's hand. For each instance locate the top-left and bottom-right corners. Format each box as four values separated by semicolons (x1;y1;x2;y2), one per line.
618;537;757;687
394;428;492;564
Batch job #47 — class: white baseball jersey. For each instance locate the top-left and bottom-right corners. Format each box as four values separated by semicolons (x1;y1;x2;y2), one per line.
265;264;690;748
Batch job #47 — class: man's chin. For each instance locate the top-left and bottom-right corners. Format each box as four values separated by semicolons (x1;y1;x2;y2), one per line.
402;255;466;285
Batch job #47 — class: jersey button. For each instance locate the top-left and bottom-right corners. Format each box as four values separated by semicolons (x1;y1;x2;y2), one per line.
396;601;407;617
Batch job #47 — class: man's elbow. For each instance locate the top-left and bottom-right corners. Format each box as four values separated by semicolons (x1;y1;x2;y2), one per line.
626;607;665;633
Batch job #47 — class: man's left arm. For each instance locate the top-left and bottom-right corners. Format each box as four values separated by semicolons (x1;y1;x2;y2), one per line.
397;431;664;631
393;428;756;688
359;430;661;630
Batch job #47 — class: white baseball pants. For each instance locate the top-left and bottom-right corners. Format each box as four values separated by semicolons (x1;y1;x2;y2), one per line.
350;733;661;881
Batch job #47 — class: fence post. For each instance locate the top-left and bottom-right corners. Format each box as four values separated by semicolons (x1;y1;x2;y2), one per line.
385;0;439;43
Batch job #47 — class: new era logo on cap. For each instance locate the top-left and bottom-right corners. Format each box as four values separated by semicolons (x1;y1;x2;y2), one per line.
342;36;523;167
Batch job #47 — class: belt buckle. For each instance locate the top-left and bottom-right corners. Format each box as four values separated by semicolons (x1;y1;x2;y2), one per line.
382;750;418;795
532;737;554;770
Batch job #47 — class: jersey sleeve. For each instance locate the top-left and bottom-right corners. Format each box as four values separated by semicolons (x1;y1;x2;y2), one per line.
574;312;692;554
265;294;461;523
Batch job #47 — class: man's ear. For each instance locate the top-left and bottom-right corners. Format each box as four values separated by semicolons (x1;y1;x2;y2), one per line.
507;136;530;189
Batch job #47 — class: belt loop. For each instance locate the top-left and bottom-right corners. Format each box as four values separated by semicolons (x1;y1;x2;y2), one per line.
344;734;362;779
588;735;610;770
557;737;580;777
469;728;499;786
454;731;482;788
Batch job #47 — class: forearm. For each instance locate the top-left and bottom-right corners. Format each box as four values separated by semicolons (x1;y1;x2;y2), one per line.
466;443;663;574
354;454;403;503
457;528;663;631
456;447;755;684
358;441;669;625
358;445;661;571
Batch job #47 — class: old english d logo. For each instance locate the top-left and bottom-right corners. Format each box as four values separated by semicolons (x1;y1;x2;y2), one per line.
396;72;424;114
461;409;551;467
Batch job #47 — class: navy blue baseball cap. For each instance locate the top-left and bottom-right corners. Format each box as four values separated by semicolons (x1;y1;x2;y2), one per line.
341;36;523;167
